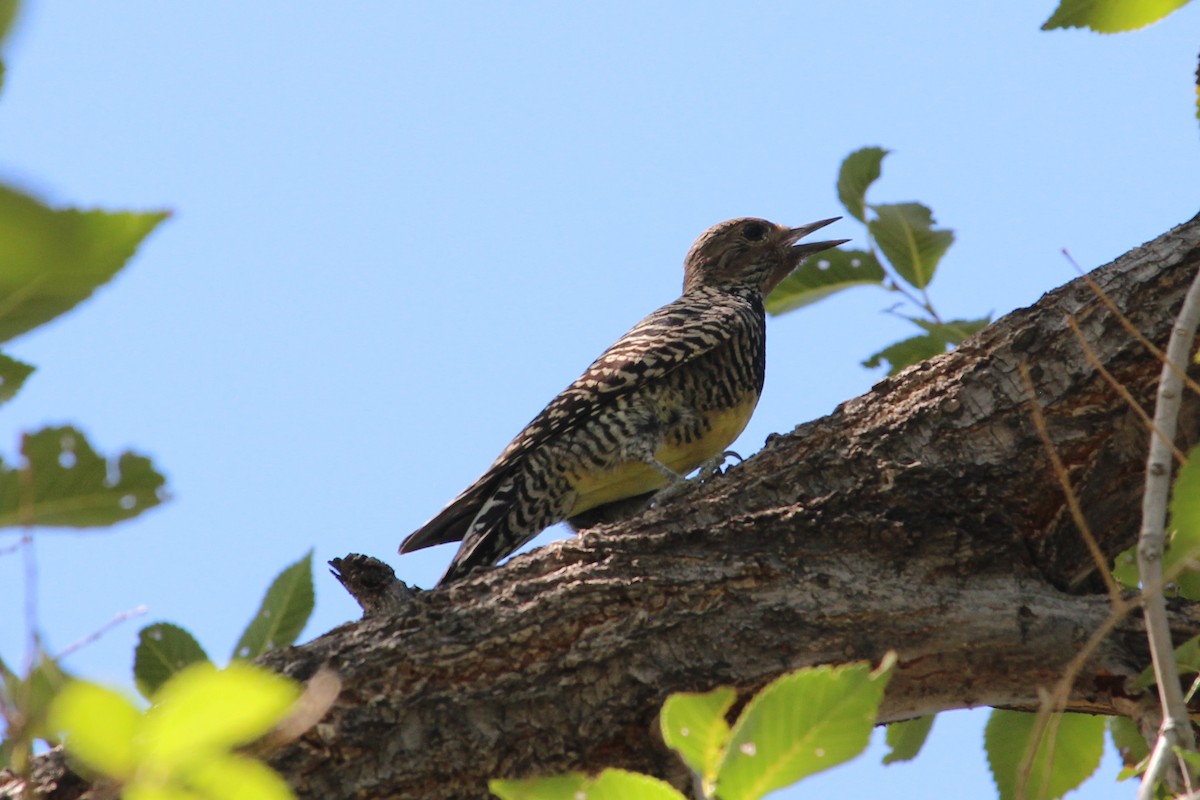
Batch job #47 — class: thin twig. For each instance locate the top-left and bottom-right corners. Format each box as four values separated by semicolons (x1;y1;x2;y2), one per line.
1136;264;1200;800
1067;316;1187;466
57;605;149;659
1018;363;1121;604
1066;250;1200;398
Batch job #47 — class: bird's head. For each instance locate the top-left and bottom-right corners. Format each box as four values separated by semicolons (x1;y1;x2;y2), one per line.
682;217;847;295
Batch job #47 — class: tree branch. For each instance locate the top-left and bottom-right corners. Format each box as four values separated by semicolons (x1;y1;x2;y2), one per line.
5;213;1200;800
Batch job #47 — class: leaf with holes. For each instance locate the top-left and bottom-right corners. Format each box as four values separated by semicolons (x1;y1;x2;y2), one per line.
836;147;889;223
660;685;736;791
134;622;211;700
868;203;953;290
232;551;315;660
0;425;167;528
984;710;1104;800
0;186;169;344
1042;0;1191;32
765;248;885;315
714;654;895;800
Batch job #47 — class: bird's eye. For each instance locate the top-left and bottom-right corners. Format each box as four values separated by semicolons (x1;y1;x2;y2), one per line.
742;221;768;241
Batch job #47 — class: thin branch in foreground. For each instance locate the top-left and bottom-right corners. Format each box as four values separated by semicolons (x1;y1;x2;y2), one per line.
1137;264;1200;800
1018;363;1121;604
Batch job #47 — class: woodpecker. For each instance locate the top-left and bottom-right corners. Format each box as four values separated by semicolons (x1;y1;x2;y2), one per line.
400;217;845;584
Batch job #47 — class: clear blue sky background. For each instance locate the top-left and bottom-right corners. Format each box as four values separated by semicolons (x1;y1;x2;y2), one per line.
1;2;1197;797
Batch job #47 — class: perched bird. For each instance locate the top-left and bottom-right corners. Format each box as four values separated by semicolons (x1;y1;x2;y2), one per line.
400;217;846;584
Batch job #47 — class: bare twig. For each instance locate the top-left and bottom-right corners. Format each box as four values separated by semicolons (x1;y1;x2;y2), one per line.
56;605;149;659
1067;316;1187;465
1137;264;1200;800
1018;363;1121;604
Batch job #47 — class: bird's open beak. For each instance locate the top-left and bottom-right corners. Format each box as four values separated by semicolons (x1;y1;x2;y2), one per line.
762;217;850;294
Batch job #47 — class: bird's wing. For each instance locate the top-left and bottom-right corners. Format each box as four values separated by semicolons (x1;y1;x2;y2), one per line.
398;292;753;554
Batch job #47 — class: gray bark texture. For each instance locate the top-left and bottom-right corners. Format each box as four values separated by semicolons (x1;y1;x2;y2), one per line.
5;212;1200;800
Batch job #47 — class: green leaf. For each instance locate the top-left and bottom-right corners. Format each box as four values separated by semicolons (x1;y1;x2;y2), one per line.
232;550;315;660
584;769;686;800
862;333;948;375
659;685;736;789
490;774;590;800
882;714;935;765
836;147;889;223
1042;0;1192;32
1133;633;1200;691
1164;446;1200;598
910;316;991;344
183;753;297;800
868;202;954;290
47;680;141;780
18;650;71;742
0;185;169;344
134;622;210;700
1109;716;1149;780
984;710;1105;800
1112;545;1139;589
140;662;299;769
0;0;18;47
0;425;168;528
765;248;885;315
0;352;34;405
715;653;895;800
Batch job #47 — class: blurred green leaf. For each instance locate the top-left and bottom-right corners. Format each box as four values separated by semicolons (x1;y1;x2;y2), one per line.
882;714;935;764
863;317;989;375
715;653;895;800
984;710;1104;800
0;0;17;46
1160;447;1200;598
0;425;167;528
1112;545;1139;589
134;622;210;700
140;662;299;769
766;248;885;315
48;681;141;780
1042;0;1191;32
489;774;590;800
836;147;889;223
862;333;946;375
659;685;736;790
185;753;297;800
0;352;34;406
868;202;954;290
1133;634;1200;691
0;185;169;344
232;550;314;661
1109;716;1149;781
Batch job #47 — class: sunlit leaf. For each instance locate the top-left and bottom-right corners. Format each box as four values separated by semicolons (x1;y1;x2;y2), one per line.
715;654;895;800
836;147;889;223
1112;545;1139;589
232;550;315;660
48;681;140;779
0;185;168;343
1133;634;1200;691
660;685;736;789
0;425;167;528
185;753;297;800
984;710;1104;800
134;622;210;700
1042;0;1192;32
882;714;935;764
766;249;885;315
141;662;299;769
0;352;33;406
584;769;686;800
868;202;954;290
489;773;590;799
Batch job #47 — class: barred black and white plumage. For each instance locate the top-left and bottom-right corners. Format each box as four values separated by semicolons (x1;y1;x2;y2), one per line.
399;217;846;584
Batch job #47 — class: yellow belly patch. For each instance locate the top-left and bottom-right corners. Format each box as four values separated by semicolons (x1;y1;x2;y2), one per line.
566;395;759;517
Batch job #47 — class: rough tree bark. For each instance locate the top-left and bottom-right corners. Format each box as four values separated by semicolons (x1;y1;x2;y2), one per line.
6;213;1200;800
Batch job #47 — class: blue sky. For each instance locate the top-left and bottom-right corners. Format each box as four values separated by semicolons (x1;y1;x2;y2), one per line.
1;2;1197;797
